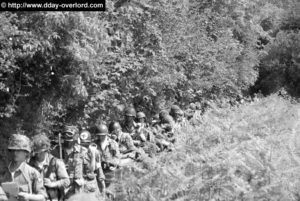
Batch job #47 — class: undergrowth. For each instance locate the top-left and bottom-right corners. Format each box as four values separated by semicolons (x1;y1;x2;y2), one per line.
114;95;300;201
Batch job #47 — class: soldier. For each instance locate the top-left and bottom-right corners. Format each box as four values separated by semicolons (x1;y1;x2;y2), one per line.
185;103;196;121
151;114;160;127
29;133;70;201
121;107;137;135
169;105;184;123
152;114;175;152
0;134;47;201
94;124;119;189
78;130;105;196
51;125;87;199
108;122;137;159
136;112;147;126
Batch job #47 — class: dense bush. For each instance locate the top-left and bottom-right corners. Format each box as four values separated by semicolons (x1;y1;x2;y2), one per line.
113;95;300;201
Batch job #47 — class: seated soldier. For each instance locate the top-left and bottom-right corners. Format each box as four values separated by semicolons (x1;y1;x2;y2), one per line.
170;105;185;123
152;112;176;152
109;122;138;159
121;107;137;135
0;134;47;201
29;133;70;201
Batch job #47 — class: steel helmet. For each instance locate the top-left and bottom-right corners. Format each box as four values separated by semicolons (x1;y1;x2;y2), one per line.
170;105;181;115
62;125;79;141
124;107;136;117
108;122;122;133
32;133;51;153
161;114;174;124
136;111;146;119
79;130;92;143
159;109;169;119
8;134;31;153
95;124;109;136
189;103;196;110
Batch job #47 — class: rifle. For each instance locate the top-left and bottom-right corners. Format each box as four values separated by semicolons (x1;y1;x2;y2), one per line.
58;132;62;159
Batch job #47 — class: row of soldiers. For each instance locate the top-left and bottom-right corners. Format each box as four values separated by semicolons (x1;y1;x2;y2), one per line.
0;104;193;201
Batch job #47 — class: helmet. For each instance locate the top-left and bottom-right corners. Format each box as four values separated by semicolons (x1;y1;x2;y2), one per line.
170;105;181;115
124;107;136;117
95;124;108;136
159;110;169;119
161;115;174;124
32;133;51;153
62;125;78;141
108;122;122;133
152;114;160;121
79;130;92;143
189;103;196;110
8;134;31;153
136;112;146;119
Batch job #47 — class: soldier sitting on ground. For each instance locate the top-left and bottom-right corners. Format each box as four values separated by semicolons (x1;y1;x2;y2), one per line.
121;107;137;135
151;110;175;152
29;133;70;201
0;134;47;201
109;121;143;163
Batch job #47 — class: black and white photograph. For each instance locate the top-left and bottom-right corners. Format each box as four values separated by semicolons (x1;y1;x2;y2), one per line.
0;0;300;200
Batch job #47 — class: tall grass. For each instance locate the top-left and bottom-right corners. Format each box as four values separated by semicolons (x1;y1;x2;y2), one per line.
113;95;300;201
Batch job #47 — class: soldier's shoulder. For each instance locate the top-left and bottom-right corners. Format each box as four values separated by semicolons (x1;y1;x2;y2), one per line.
24;163;42;179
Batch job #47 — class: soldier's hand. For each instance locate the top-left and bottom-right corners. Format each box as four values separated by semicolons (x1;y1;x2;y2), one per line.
44;178;56;188
17;192;30;201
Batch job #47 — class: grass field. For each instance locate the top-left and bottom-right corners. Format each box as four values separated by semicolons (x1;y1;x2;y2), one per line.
114;95;300;201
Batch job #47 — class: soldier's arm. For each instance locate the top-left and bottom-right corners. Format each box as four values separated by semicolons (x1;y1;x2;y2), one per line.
52;159;70;189
125;135;136;151
30;170;48;201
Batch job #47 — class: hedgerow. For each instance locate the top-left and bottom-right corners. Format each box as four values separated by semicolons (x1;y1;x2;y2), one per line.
113;95;300;201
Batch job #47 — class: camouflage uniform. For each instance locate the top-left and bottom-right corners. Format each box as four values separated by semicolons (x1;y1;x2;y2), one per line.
29;133;70;201
51;126;87;199
0;134;47;200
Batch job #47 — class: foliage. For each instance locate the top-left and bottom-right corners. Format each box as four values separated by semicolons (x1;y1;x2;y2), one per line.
0;0;299;151
113;95;300;201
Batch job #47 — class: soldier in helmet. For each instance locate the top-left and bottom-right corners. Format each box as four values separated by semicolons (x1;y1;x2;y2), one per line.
109;122;135;152
169;105;184;123
51;125;87;199
152;113;176;152
109;122;143;165
0;134;47;201
185;103;196;121
121;107;137;135
78;130;105;198
29;133;70;201
93;124;119;189
151;114;160;127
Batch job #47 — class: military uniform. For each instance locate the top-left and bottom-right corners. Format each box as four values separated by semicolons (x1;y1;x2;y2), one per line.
79;130;105;197
52;144;87;199
0;162;47;198
121;107;137;135
30;133;70;201
0;134;47;201
29;154;69;201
